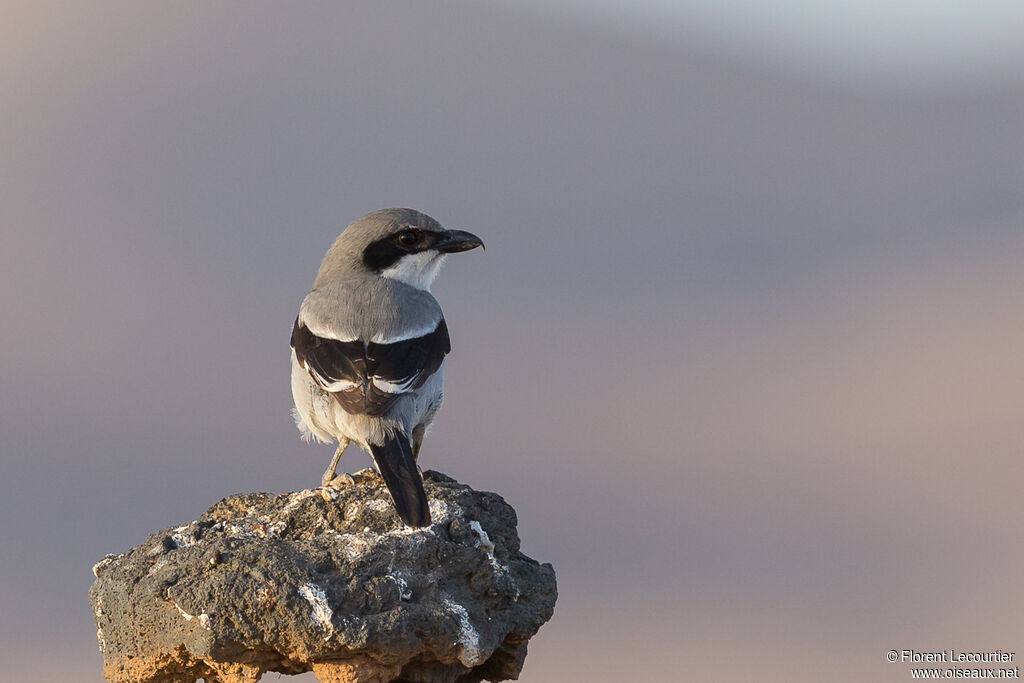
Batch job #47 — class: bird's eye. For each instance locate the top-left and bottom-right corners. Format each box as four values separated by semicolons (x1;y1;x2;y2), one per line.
397;230;418;246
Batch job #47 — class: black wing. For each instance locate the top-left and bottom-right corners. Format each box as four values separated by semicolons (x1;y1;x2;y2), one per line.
291;316;450;417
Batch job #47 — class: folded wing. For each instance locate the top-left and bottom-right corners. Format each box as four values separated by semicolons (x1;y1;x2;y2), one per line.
291;316;450;416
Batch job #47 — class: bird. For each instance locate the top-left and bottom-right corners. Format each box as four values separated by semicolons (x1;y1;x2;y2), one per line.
289;208;484;527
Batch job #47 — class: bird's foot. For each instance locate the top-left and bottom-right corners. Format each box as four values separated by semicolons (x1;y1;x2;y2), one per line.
319;472;355;501
322;472;356;489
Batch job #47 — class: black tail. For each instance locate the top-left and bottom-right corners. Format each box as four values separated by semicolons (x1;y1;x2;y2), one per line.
368;432;431;527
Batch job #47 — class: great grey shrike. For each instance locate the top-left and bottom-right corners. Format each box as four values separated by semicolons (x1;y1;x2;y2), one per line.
290;208;483;527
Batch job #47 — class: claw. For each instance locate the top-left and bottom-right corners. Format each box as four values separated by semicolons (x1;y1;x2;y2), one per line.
324;472;355;489
319;472;354;501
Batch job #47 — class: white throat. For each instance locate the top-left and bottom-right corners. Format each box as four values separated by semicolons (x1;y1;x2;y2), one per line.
380;251;446;291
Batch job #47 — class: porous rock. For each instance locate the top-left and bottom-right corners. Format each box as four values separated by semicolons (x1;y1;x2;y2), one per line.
89;470;556;683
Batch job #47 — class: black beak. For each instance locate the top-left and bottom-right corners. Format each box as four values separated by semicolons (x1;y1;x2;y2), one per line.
436;229;485;253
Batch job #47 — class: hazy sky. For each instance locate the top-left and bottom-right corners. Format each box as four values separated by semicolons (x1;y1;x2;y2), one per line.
2;2;1023;682
499;0;1024;86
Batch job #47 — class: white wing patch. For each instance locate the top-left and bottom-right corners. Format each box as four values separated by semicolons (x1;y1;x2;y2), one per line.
298;354;362;392
371;376;417;394
320;378;362;392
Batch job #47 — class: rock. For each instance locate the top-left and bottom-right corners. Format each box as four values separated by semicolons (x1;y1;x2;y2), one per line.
89;470;557;683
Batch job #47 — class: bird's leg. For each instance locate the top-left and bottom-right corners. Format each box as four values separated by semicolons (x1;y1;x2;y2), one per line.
411;424;425;461
321;437;354;488
411;424;427;478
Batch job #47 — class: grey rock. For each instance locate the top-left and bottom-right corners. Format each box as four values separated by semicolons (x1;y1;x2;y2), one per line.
89;470;556;683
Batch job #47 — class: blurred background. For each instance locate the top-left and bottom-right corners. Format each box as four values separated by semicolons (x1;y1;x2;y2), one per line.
2;2;1023;681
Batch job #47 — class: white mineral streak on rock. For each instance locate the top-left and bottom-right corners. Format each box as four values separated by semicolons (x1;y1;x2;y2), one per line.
169;524;196;549
92;554;120;577
280;489;319;516
94;595;106;653
174;603;213;630
363;498;391;512
389;524;435;540
298;583;334;640
391;572;412;601
177;610;212;630
443;599;485;667
347;497;457;526
429;499;460;524
468;521;502;571
244;490;319;538
337;533;374;561
226;521;259;538
338;523;434;561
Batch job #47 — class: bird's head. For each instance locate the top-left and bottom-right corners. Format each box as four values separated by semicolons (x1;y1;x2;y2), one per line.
316;208;484;291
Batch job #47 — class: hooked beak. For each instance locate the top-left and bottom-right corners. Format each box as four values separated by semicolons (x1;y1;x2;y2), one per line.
436;229;485;253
